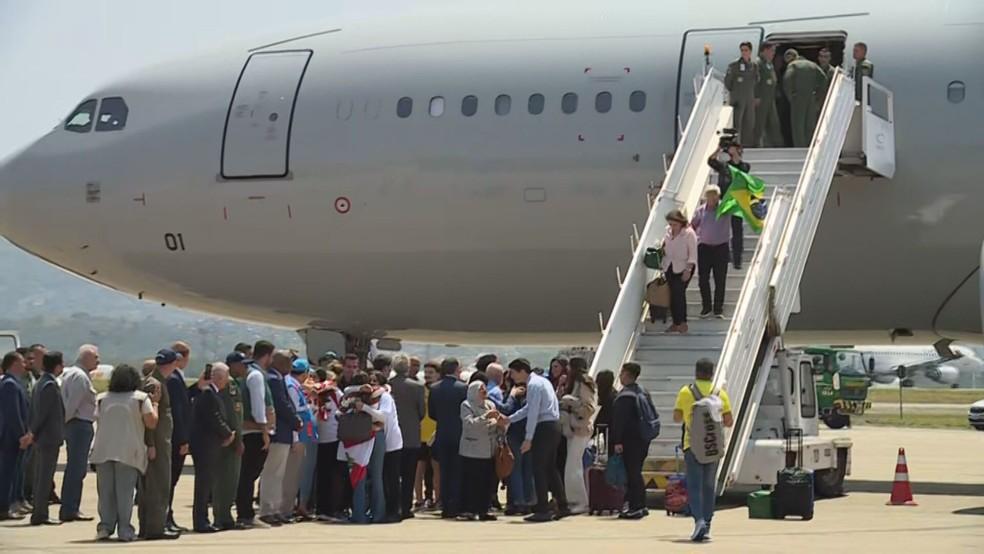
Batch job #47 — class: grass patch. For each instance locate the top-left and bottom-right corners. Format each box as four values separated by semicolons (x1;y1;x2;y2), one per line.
856;412;972;430
868;388;984;405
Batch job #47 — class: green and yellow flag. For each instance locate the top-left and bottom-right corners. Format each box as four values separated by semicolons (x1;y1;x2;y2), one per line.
716;166;768;232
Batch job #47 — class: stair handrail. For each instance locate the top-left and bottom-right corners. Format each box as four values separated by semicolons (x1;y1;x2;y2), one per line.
589;71;729;376
769;69;856;330
715;69;856;492
710;187;796;494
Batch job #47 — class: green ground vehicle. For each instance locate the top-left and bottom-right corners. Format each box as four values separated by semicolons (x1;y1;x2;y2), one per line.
802;346;872;429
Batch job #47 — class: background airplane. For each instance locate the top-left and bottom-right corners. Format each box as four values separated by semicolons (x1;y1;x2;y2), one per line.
863;339;984;388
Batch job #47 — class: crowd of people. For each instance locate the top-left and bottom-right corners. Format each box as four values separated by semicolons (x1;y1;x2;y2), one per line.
0;339;732;543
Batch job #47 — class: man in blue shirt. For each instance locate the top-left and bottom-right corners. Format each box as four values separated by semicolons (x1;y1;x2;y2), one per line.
505;358;570;522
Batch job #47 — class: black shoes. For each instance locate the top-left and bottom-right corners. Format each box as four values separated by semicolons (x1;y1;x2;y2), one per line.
258;515;282;527
523;512;554;523
618;509;646;520
478;513;498;521
144;530;181;540
194;525;219;533
60;512;94;522
30;518;61;526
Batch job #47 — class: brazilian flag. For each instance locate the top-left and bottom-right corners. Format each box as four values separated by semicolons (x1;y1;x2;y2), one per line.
716;166;768;232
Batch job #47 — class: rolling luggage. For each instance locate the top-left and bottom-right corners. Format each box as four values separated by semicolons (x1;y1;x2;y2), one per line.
664;446;689;516
773;429;814;521
588;425;625;515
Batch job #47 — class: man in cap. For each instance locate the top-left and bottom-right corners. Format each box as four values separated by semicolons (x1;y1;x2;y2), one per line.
783;49;828;147
137;349;179;540
212;353;246;530
189;363;235;533
165;341;192;533
235;341;274;528
851;41;874;101
753;42;783;147
691;185;731;319
724;41;759;143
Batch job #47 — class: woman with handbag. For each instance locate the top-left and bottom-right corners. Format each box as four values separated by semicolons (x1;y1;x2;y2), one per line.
559;357;598;515
661;208;698;333
336;376;385;523
458;381;501;521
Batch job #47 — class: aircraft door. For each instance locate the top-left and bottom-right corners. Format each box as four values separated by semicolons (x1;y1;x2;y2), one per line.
861;77;895;178
221;50;312;179
675;27;763;143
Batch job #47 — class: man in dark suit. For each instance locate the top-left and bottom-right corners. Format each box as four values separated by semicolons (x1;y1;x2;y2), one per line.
189;363;235;533
389;355;425;520
0;352;32;520
165;341;192;533
29;351;66;526
427;357;467;519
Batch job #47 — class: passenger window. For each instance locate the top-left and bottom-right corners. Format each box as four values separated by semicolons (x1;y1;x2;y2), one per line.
429;96;445;117
629;90;647;112
595;91;612;113
65;99;98;133
495;94;511;116
397;97;413;118
95;97;128;131
461;95;478;117
528;93;545;115
561;92;578;114
947;81;965;104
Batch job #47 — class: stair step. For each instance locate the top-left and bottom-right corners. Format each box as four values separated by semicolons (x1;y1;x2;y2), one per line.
744;160;806;173
741;147;809;161
634;347;724;365
636;332;726;349
644;318;732;333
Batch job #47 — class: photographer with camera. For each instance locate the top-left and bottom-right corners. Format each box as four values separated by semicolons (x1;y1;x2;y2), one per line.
707;137;750;270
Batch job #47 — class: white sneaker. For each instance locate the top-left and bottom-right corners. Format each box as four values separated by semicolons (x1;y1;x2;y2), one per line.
691;519;707;542
96;529;112;541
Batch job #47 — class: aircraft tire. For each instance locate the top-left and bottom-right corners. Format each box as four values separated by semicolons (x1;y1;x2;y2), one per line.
823;412;850;430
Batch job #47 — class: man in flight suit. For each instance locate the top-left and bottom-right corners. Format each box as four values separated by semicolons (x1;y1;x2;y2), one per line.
213;354;246;530
138;349;180;541
724;41;758;143
851;41;874;101
753;42;782;147
817;47;836;109
782;49;828;147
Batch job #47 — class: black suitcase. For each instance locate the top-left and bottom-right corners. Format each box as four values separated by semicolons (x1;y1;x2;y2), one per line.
773;429;814;520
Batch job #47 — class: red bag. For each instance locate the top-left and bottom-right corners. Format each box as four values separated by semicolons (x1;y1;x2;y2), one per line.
665;446;689;516
588;466;626;515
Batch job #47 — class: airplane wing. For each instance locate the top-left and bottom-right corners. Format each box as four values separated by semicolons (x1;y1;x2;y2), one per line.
932;338;957;359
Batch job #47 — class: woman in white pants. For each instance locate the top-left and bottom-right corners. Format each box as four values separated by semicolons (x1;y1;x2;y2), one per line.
559;357;598;514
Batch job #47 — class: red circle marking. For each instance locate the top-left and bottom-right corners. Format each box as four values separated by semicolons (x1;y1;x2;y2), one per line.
335;196;351;214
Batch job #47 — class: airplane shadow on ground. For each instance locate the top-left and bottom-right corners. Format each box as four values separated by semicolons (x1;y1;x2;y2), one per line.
952;506;984;516
846;480;984;497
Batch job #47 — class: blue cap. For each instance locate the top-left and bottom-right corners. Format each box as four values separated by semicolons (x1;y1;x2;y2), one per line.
226;352;247;365
291;359;311;374
155;348;180;365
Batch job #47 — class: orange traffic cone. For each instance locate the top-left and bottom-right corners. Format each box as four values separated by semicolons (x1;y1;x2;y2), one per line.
887;447;917;506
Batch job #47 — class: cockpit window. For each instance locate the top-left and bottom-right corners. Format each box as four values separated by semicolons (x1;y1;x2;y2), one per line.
64;99;98;133
95;97;128;131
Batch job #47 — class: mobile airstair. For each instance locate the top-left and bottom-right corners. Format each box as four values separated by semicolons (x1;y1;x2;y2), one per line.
589;68;859;493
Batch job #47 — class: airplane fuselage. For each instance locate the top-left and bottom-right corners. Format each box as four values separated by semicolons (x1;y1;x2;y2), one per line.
1;2;982;342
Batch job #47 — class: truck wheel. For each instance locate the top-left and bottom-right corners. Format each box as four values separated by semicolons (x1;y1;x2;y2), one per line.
815;448;848;498
823;412;850;430
973;424;984;431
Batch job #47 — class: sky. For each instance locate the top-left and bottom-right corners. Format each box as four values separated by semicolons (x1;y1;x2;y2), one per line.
0;0;431;159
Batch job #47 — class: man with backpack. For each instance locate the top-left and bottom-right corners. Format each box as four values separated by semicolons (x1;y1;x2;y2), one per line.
611;362;660;520
673;358;733;542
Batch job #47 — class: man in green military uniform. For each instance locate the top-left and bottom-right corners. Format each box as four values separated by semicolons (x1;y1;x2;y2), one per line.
851;41;874;101
213;357;245;530
817;47;836;109
137;349;180;541
782;49;828;147
724;41;758;144
753;42;782;147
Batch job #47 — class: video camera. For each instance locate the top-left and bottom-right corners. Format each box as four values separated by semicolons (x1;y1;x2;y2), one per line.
718;128;740;151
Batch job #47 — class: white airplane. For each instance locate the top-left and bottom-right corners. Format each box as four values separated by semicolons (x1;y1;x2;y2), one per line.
0;2;982;352
864;339;984;388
